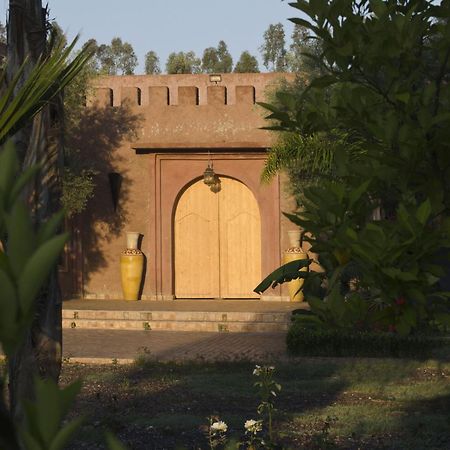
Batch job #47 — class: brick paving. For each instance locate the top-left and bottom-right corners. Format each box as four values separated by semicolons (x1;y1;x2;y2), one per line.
60;299;298;363
62;329;288;363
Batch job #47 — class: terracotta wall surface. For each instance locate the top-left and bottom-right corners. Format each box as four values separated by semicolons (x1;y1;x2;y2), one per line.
91;73;294;149
68;73;299;300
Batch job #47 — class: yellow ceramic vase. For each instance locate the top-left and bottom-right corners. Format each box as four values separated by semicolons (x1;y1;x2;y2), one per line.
283;230;308;302
120;232;144;301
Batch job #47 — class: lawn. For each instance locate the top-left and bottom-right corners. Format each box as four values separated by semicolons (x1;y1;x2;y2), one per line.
61;355;450;449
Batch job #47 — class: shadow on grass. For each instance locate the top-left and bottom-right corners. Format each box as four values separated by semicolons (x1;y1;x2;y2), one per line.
61;355;450;449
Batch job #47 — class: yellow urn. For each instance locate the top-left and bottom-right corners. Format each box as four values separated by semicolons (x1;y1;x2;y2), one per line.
120;232;144;301
283;230;308;302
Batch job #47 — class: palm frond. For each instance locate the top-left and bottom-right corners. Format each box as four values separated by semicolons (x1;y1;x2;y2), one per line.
0;36;94;144
261;131;334;183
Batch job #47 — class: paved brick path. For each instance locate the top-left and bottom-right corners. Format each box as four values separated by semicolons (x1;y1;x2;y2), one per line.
63;329;288;364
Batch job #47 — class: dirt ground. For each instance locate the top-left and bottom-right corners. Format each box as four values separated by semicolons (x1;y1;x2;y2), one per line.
61;358;450;450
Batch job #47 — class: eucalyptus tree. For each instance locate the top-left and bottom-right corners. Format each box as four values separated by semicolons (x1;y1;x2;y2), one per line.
144;50;161;74
202;40;233;73
234;51;260;73
166;51;201;74
260;23;287;72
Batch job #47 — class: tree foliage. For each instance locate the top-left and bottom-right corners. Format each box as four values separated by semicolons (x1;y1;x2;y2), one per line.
234;50;259;73
166;51;201;74
287;24;323;75
216;40;233;73
257;0;450;335
144;50;161;74
202;40;233;73
89;37;138;75
201;46;219;73
0;21;5;44
260;23;287;72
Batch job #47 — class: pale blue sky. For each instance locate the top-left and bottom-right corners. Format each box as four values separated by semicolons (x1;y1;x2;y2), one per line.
1;0;299;73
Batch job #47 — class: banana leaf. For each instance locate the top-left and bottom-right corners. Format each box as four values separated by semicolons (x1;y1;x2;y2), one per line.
254;258;311;294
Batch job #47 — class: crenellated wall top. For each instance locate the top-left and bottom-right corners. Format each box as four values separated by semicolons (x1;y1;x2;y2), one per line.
89;72;295;108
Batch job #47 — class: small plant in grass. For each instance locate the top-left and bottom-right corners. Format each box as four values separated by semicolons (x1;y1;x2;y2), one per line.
311;415;338;450
206;416;228;449
253;365;282;447
241;419;264;449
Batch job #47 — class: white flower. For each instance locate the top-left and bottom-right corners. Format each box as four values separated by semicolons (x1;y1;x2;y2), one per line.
210;421;228;433
253;365;262;376
244;419;262;434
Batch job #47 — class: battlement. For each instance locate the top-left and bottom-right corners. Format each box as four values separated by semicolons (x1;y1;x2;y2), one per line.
89;72;293;108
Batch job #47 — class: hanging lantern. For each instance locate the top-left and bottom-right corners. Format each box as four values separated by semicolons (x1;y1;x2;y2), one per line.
210;175;221;193
203;164;216;186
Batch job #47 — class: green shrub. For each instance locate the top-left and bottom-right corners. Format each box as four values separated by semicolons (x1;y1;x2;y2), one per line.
286;318;448;358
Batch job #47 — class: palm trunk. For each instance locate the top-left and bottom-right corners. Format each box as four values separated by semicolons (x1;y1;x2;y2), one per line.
6;0;64;421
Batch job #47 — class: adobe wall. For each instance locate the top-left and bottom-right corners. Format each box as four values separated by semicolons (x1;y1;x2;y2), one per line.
72;73;300;301
91;73;293;148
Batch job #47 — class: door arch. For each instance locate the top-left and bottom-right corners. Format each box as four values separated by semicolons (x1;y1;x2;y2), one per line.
174;177;261;298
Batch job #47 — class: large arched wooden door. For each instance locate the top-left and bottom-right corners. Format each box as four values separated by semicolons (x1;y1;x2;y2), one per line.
174;177;261;298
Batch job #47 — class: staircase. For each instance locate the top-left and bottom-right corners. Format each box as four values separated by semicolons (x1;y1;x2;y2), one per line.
62;300;299;333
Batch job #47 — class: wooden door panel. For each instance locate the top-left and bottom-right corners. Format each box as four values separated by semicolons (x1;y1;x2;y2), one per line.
219;178;261;298
175;181;219;298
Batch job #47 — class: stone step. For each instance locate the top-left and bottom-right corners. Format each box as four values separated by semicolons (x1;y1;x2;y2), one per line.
62;309;291;333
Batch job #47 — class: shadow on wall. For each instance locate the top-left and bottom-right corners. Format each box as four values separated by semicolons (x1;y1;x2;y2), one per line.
68;100;143;289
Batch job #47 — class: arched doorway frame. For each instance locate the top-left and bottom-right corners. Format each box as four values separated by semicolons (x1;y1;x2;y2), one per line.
151;152;282;300
173;175;262;298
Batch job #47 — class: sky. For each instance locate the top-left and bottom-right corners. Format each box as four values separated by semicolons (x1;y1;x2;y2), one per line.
0;0;298;73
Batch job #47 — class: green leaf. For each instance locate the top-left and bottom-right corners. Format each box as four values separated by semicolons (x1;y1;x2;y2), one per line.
282;212;304;227
27;378;82;448
397;204;415;236
18;233;68;312
415;198;431;225
0;268;19;355
434;313;450;326
254;259;311;294
7;165;40;208
0;269;17;312
105;432;128;450
348;179;371;208
0;141;19;201
395;92;410;104
20;431;43;450
5;201;36;278
35;380;63;445
309;75;338;89
49;417;84;450
58;380;83;417
276;91;296;110
36;210;66;246
256;102;281;114
0;38;93;144
0;250;11;275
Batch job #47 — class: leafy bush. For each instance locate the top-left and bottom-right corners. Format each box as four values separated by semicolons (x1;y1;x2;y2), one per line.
256;0;450;336
287;315;448;358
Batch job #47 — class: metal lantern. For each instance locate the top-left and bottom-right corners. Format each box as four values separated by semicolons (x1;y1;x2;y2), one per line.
203;164;216;186
210;175;221;193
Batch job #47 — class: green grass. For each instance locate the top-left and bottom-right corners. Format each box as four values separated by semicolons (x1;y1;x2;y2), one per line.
59;356;450;449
